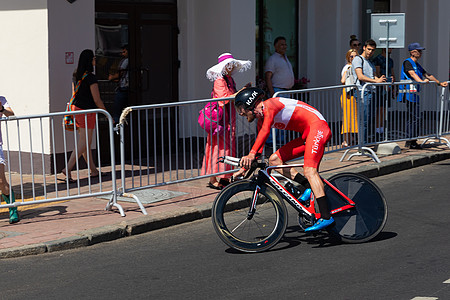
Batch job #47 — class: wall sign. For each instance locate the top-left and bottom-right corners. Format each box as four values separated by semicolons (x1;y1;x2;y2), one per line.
65;52;74;64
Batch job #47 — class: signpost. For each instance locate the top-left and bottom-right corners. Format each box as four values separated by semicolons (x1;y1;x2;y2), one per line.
371;13;405;79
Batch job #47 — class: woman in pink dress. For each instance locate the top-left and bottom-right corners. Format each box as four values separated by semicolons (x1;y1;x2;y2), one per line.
202;53;251;189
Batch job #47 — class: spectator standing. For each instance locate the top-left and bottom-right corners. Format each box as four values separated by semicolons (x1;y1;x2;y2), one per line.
61;49;107;183
349;35;361;53
351;39;386;143
264;36;294;148
0;96;19;223
397;42;448;149
202;53;251;189
340;49;359;147
109;45;129;124
374;48;396;140
264;36;295;97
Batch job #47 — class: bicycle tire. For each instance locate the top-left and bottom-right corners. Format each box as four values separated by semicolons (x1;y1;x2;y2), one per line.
324;173;388;243
211;180;288;253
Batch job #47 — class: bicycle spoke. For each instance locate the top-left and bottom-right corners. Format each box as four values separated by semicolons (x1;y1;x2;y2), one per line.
212;180;287;252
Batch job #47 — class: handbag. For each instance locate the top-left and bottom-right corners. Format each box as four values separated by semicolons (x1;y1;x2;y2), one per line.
198;101;224;135
344;65;355;93
63;72;88;131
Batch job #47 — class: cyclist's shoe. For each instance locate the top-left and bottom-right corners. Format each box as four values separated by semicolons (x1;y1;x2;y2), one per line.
299;188;312;203
304;217;334;232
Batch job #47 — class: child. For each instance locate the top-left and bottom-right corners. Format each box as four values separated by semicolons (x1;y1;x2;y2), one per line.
0;96;19;223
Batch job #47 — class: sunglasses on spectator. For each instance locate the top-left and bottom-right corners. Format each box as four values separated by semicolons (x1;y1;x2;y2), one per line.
352;43;361;47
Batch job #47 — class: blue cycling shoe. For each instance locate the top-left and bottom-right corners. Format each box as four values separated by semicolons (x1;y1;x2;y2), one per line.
304;217;334;232
299;188;312;203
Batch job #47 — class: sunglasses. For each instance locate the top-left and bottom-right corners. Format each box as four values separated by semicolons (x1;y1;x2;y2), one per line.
352;43;361;47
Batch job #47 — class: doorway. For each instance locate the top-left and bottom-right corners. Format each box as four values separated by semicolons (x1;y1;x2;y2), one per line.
95;1;179;164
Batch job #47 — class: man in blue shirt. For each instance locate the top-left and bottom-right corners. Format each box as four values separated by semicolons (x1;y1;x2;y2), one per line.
398;42;448;149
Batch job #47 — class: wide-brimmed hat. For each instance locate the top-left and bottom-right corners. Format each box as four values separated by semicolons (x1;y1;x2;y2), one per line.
206;53;251;81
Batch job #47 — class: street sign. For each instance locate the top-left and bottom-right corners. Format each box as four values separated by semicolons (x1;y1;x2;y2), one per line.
371;13;405;49
371;13;405;79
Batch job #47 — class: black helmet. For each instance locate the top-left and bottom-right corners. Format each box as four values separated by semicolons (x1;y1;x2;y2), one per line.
235;87;265;111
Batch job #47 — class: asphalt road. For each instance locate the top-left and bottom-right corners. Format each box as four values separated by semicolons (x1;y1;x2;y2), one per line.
1;160;449;300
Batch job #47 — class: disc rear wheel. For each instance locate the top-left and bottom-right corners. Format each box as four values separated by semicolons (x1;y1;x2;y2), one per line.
324;173;388;243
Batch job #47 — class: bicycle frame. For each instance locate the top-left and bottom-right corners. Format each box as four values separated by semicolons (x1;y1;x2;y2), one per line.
251;163;356;220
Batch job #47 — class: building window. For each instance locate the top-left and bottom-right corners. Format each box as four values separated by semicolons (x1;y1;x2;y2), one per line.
256;0;298;89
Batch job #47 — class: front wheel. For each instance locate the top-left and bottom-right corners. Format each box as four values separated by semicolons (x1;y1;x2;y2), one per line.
211;180;288;253
324;173;388;243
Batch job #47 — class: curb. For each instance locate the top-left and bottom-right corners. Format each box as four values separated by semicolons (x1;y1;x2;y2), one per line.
1;150;449;259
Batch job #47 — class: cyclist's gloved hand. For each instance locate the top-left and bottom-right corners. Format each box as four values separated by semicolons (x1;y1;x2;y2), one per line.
240;153;256;169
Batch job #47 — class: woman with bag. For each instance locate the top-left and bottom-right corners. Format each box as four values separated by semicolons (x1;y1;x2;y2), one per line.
340;49;359;147
201;53;251;189
61;49;107;183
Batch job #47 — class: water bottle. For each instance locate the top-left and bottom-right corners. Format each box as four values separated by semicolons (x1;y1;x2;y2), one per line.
285;182;311;204
285;182;302;199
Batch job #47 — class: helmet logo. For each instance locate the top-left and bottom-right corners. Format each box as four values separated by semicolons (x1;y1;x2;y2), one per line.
246;91;259;106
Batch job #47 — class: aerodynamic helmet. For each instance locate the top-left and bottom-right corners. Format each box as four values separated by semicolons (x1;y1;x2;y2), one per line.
234;87;265;112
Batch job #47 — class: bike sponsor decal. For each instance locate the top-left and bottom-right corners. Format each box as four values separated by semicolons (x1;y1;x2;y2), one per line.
311;130;324;154
246;90;259;106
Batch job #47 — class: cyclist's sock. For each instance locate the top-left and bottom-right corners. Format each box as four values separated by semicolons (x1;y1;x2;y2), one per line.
293;173;311;190
316;196;331;220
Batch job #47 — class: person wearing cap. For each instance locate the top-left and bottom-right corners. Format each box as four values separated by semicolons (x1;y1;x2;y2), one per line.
202;53;251;190
398;42;448;149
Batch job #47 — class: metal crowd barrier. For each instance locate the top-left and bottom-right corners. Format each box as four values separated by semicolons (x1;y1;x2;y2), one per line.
273;85;359;155
274;81;450;163
3;82;448;220
116;97;257;201
0;109;129;216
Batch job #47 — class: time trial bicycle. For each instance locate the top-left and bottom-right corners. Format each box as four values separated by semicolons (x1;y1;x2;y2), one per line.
211;156;388;253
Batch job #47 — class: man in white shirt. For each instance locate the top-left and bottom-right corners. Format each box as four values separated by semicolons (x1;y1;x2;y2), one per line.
265;36;295;98
264;36;295;148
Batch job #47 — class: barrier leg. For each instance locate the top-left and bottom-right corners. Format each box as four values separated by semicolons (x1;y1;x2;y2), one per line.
122;193;148;215
106;192;126;217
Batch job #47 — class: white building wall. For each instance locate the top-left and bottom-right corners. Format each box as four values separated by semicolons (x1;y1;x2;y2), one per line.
0;0;96;155
0;0;49;153
48;0;96;154
301;0;362;88
178;0;255;102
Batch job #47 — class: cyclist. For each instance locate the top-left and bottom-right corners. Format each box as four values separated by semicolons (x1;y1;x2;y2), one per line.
234;87;333;232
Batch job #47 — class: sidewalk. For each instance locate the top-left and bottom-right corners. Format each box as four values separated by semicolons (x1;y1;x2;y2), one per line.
1;141;449;259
